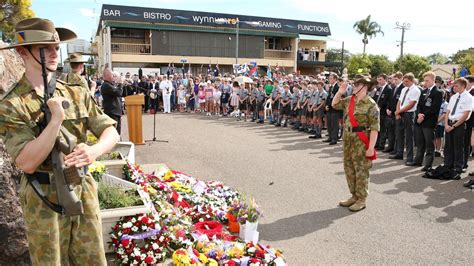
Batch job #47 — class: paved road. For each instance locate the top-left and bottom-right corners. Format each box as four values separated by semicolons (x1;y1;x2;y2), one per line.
121;112;473;265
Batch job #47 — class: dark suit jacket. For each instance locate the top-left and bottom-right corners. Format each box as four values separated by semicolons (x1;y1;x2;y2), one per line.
101;80;123;116
388;83;405;113
137;81;149;94
415;86;443;128
375;84;392;115
326;83;340;113
467;88;474;127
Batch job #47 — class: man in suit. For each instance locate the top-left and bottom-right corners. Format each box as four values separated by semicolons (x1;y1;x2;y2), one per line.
384;72;404;153
148;77;159;112
138;76;150;113
324;73;341;145
409;71;443;171
101;68;123;134
374;73;392;150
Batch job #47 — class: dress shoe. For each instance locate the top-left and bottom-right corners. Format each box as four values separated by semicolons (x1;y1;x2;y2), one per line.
434;151;441;157
339;196;357;207
463;179;474;188
323;139;331;143
405;161;422;167
389;150;397;155
382;148;393;153
421;165;431;172
308;135;322;139
329;141;337;145
349;199;366;212
389;155;403;160
469;172;474;177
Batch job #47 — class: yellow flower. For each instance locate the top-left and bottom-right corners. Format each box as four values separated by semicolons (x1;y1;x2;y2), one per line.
88;161;106;174
163;170;175;181
208;259;218;266
86;132;98;144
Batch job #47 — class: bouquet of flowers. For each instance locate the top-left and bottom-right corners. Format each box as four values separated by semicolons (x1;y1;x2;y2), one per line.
237;197;261;224
88;161;106;182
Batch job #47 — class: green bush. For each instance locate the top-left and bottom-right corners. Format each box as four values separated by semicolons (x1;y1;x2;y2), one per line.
98;183;143;210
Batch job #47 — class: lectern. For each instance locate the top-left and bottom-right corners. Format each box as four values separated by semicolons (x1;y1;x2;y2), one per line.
124;94;145;145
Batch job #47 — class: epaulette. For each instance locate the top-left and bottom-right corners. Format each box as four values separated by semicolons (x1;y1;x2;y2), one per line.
0;82;19;101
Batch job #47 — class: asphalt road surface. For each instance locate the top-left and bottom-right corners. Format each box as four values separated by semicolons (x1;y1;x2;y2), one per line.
121;112;473;265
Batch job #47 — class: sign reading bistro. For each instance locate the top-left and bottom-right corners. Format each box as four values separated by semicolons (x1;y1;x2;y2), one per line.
100;4;331;36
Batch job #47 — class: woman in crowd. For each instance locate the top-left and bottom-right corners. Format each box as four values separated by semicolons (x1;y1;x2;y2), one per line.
213;83;222;116
198;83;206;112
332;77;380;212
204;80;214;116
230;81;240;115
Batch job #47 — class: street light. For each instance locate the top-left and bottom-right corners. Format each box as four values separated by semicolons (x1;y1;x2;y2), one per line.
215;18;259;65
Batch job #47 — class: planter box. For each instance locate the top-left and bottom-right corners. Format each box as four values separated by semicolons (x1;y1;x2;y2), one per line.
101;159;126;179
99;174;154;253
100;142;135;178
113;141;135;164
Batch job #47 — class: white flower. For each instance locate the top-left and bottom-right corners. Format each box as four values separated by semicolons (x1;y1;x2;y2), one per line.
132;226;138;232
152;243;159;250
134;248;141;256
123;222;133;228
159;236;164;242
131;218;137;223
142;225;148;230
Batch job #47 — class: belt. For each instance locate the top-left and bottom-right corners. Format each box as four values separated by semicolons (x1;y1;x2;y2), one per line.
346;126;369;132
32;172;51;184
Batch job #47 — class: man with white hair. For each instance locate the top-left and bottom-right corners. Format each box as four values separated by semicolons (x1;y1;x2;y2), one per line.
101;68;124;134
160;75;173;113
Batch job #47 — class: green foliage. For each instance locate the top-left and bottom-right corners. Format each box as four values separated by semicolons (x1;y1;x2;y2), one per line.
426;53;449;65
457;55;474;72
367;54;394;77
98;183;143;210
347;54;372;76
394;54;431;78
0;0;35;41
326;47;351;65
353;15;384;53
97;151;123;161
450;48;474;64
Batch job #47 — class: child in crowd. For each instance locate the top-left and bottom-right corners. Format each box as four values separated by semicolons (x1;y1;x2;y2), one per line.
205;81;214;116
177;84;186;112
435;90;448;157
213;84;222;116
198;84;206;112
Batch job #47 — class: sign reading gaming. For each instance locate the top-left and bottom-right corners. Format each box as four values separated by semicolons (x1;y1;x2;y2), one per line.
101;4;331;36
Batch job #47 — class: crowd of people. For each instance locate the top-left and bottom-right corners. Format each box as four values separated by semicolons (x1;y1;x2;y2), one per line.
91;68;474;189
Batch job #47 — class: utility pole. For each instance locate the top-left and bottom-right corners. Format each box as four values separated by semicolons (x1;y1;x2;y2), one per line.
395;22;410;58
341;41;345;74
235;18;239;65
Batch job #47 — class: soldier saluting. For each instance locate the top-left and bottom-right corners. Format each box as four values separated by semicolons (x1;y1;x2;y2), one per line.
0;18;119;264
332;77;380;212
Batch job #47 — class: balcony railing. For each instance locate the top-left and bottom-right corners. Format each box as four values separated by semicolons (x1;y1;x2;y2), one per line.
264;49;293;59
111;43;151;54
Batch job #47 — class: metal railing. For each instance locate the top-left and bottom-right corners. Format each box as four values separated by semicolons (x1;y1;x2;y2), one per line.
264;49;294;59
111;43;151;54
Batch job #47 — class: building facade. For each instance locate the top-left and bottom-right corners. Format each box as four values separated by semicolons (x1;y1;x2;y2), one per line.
96;4;338;76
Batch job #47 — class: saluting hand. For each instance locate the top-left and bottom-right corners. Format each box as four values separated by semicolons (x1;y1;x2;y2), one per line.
338;81;348;95
64;143;100;168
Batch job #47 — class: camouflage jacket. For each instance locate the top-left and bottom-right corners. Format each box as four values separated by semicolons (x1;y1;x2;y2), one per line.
0;74;116;164
65;72;89;90
333;95;380;132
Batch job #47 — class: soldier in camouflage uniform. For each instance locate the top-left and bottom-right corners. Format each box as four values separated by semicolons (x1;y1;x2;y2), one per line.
0;18;119;265
64;53;89;91
332;77;380;212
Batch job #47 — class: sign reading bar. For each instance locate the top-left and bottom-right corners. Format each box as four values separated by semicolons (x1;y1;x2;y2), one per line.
100;4;331;36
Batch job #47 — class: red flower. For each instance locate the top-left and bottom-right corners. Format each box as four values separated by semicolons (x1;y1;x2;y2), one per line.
193;248;200;257
256;249;265;258
121;239;130;247
141;216;149;224
226;260;236;266
135;255;141;262
250;258;260;263
144;256;154;264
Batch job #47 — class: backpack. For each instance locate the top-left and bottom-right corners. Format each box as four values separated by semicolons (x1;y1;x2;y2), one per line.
422;165;460;180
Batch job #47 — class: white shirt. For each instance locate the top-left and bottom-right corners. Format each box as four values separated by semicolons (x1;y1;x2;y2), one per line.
159;80;173;94
447;90;473;121
399;84;421;112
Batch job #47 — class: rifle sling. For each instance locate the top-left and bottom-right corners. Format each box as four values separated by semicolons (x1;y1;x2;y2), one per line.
25;173;65;215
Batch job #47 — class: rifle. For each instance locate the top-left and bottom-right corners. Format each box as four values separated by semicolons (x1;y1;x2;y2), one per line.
26;48;85;217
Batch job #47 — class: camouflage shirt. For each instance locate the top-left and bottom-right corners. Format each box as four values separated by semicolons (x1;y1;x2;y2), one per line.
0;75;116;163
333;95;380;132
65;72;89;91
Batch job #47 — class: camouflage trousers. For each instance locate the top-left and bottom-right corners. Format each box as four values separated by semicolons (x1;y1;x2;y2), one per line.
19;173;106;266
343;132;372;200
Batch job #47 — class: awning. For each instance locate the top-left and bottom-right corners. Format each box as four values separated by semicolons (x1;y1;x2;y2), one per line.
298;34;329;41
104;21;298;38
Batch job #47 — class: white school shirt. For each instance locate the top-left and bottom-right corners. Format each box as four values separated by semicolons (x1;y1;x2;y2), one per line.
399;84;421;112
447;90;473;121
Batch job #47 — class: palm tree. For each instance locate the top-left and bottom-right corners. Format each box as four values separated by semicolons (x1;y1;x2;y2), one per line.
353;15;384;54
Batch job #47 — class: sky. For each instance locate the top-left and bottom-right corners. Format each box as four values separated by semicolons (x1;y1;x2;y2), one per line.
32;0;474;61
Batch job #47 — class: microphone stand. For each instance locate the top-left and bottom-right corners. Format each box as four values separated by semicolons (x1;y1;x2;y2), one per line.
146;89;168;144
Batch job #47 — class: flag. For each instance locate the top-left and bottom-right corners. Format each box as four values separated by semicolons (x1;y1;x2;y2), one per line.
249;61;258;76
267;64;272;80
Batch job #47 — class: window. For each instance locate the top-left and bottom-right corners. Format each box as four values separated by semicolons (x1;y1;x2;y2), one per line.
266;37;282;50
111;28;145;39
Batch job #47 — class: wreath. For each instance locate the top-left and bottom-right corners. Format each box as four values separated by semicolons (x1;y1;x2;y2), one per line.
110;213;169;265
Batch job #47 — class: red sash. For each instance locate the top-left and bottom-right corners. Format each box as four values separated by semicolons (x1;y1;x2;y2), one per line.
348;96;376;160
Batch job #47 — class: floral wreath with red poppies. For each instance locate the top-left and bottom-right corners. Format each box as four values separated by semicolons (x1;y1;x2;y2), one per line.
110;213;170;265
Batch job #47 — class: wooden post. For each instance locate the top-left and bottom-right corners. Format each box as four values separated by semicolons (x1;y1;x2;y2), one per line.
124;94;145;145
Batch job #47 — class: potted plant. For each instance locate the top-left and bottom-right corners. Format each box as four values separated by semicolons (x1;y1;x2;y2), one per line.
238;198;261;244
227;201;243;233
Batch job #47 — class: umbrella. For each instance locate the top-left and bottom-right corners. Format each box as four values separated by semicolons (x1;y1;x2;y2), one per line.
234;76;254;85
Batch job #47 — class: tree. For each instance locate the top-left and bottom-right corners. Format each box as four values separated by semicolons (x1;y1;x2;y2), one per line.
0;0;35;41
326;47;351;65
450;48;474;64
353;15;384;54
394;54;431;78
426;53;449;65
347;54;372;77
367;54;393;77
457;55;474;73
